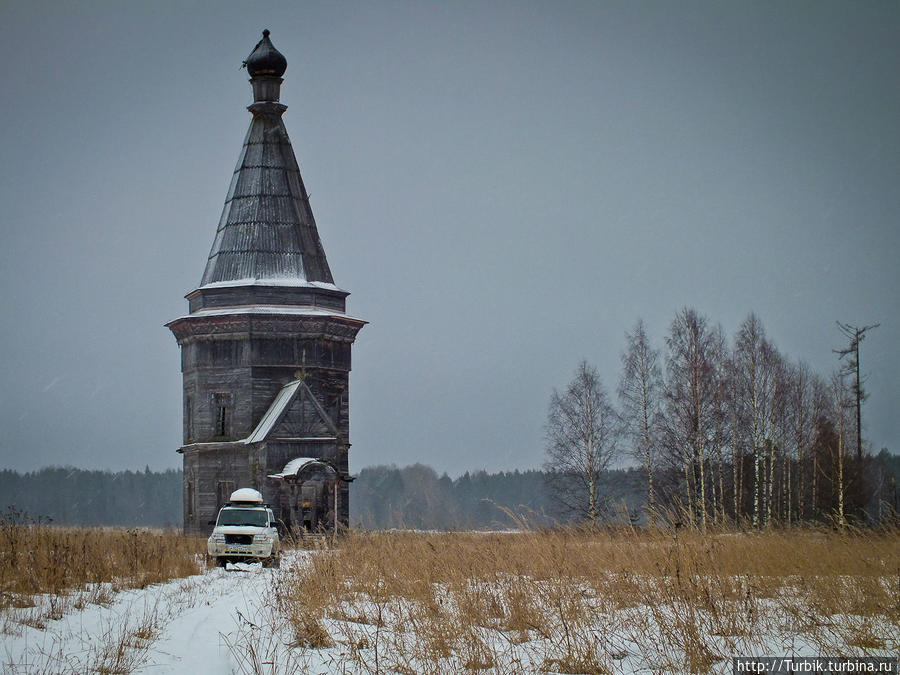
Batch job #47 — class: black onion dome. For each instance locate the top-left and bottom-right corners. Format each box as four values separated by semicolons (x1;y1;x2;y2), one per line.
245;29;287;77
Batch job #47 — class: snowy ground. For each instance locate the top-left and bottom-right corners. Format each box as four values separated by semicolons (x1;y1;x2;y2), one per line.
2;550;897;674
1;556;305;674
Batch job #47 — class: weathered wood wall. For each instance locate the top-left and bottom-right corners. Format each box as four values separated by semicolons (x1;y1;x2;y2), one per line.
173;293;360;534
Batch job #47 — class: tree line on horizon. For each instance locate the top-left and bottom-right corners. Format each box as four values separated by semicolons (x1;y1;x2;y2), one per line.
545;308;893;529
2;452;897;530
350;463;650;529
0;464;649;529
0;466;183;527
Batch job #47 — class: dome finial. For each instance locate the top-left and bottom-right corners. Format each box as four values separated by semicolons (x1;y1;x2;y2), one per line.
244;29;287;78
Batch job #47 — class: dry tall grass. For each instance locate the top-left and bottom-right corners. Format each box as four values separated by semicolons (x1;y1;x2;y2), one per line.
271;526;900;674
0;512;204;629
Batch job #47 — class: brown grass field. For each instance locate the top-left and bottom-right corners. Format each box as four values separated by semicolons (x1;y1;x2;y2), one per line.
271;526;900;674
2;518;899;673
0;516;204;627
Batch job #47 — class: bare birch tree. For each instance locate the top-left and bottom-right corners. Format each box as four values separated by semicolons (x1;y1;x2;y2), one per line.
725;354;746;520
661;309;722;530
544;361;618;523
764;345;787;525
787;362;814;521
829;370;852;530
732;313;777;528
618;319;662;523
810;375;833;520
709;333;731;523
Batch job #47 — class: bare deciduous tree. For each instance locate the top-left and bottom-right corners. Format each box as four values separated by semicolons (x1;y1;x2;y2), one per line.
765;346;787;526
787;362;814;522
544;361;618;523
829;370;853;530
661;309;723;530
618;319;662;523
709;334;731;523
732;313;777;528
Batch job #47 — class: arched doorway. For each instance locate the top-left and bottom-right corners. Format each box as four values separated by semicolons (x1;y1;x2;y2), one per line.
270;458;341;533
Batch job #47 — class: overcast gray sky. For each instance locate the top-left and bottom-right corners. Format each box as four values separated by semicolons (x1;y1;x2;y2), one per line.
1;1;897;476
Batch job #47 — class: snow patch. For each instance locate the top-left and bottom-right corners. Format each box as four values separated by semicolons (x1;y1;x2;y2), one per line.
269;456;321;479
181;305;361;319
197;278;347;293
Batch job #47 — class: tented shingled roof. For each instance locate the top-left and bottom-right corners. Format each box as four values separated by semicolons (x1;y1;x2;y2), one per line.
201;33;333;286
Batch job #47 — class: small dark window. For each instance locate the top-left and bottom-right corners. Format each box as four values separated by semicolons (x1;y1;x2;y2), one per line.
217;406;228;436
212;392;232;438
185;395;194;442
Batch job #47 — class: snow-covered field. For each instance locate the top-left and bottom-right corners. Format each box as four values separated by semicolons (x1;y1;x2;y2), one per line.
3;546;898;674
2;556;304;674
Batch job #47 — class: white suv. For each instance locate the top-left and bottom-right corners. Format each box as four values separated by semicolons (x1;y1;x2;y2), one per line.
207;488;281;568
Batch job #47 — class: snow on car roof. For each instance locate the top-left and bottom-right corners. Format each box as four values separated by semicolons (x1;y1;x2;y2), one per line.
229;487;264;503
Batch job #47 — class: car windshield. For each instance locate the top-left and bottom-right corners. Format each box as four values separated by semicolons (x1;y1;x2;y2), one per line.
216;508;268;527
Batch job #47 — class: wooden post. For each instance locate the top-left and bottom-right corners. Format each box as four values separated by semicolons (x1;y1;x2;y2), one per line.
333;477;338;543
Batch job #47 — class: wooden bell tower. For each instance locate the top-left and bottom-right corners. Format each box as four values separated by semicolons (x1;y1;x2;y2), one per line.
167;30;365;533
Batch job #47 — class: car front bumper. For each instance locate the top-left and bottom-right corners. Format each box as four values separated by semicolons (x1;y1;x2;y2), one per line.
208;540;275;559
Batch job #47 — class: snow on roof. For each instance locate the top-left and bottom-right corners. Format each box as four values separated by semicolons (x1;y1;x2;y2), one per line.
270;437;336;442
229;487;263;503
268;456;331;479
198;278;347;293
244;379;303;444
175;306;365;322
282;457;319;475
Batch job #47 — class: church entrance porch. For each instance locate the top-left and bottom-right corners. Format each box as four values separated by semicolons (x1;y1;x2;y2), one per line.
269;457;351;535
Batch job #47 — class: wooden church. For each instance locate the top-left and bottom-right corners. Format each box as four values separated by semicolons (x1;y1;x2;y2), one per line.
167;31;365;534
